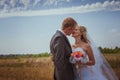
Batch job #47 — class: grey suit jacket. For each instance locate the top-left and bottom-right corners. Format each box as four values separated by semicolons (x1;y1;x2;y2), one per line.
50;30;74;80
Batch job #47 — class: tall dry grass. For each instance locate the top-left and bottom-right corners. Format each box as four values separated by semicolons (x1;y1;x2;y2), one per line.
0;54;119;80
0;57;54;80
104;54;120;79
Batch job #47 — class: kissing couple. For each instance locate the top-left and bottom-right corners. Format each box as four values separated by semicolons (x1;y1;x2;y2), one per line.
50;17;118;80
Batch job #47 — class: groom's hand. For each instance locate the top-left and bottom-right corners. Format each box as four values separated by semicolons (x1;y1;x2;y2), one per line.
51;56;54;62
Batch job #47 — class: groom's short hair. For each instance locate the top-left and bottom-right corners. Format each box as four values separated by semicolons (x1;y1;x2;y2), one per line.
62;17;77;30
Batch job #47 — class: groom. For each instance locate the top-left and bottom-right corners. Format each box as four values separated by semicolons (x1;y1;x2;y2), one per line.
50;17;77;80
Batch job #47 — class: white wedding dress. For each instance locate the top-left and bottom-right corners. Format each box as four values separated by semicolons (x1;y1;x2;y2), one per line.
72;47;118;80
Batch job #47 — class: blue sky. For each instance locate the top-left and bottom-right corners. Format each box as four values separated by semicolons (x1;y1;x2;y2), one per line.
0;0;120;54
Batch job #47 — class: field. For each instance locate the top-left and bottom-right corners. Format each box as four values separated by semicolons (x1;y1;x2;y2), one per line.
0;54;120;80
0;57;54;80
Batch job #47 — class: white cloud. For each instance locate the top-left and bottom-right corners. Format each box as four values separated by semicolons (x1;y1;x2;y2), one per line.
10;0;18;7
43;0;71;6
20;0;33;9
43;0;72;6
43;0;57;6
33;0;41;6
0;0;120;18
0;0;6;6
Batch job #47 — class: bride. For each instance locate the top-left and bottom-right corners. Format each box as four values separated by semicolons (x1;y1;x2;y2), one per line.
71;25;118;80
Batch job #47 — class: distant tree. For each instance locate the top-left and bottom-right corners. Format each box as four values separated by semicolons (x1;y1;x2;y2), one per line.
98;46;102;50
115;46;119;49
114;46;119;53
98;46;103;53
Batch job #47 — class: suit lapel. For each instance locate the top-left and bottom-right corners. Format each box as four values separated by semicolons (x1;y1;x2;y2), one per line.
57;30;72;51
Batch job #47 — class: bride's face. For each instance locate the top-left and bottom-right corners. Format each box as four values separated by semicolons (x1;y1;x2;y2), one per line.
72;26;81;38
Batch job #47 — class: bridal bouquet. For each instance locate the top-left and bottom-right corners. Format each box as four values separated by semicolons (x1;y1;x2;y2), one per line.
69;51;84;69
69;51;84;63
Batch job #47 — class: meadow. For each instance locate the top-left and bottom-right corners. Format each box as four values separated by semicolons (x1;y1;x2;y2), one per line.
0;54;120;80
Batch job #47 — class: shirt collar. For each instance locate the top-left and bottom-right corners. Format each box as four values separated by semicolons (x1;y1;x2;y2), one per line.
58;29;66;36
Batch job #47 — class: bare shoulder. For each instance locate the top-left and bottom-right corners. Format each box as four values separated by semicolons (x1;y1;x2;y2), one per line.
83;43;93;55
84;43;91;50
86;43;91;48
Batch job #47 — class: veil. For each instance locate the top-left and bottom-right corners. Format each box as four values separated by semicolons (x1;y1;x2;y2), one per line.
86;33;118;80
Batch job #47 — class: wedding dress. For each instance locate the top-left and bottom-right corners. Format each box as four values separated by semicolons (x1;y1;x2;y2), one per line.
72;47;108;80
72;34;118;80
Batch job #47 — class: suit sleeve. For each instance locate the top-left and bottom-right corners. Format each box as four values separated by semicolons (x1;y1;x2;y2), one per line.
54;37;65;70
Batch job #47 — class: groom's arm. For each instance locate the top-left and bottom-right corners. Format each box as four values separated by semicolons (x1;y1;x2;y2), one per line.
54;37;65;70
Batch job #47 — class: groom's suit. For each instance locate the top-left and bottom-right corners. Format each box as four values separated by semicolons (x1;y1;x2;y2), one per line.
50;30;74;80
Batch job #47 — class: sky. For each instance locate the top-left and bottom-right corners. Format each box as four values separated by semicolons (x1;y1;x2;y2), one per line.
0;0;120;54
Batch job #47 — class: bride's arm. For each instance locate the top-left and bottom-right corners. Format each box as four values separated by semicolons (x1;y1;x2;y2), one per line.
85;44;95;66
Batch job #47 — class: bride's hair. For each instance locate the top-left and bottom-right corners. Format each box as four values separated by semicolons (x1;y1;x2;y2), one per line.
79;25;90;43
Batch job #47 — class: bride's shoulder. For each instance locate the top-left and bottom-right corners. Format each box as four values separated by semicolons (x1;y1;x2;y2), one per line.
86;43;90;46
81;43;91;53
84;43;91;49
84;43;93;52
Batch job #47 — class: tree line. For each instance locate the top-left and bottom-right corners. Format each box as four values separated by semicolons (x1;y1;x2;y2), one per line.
99;46;120;54
0;52;51;59
0;46;120;58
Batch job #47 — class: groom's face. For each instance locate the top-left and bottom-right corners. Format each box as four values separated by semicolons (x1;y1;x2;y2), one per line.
65;27;75;36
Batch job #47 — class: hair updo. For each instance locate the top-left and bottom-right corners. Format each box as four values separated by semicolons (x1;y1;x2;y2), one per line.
79;26;89;43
